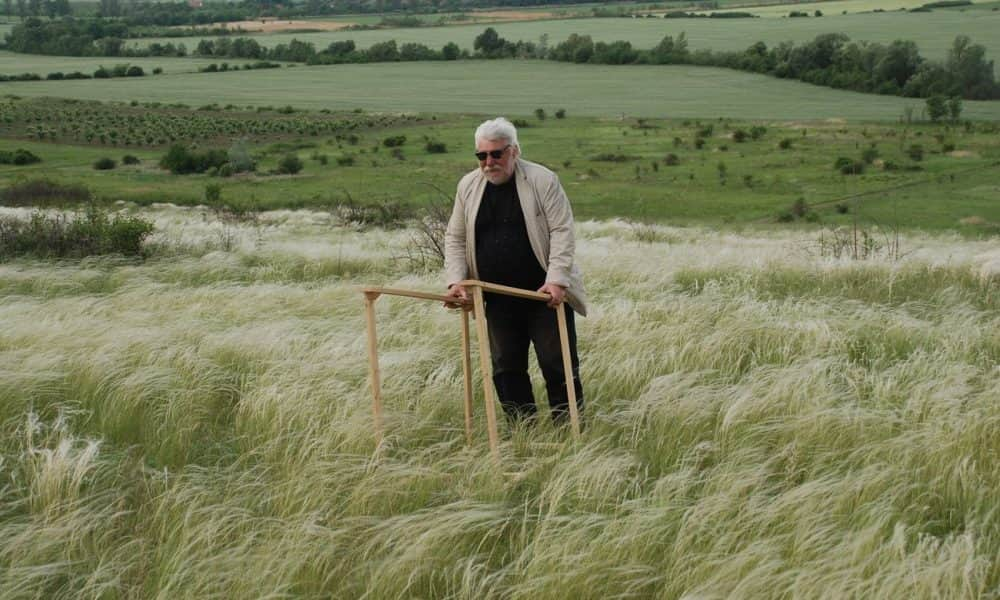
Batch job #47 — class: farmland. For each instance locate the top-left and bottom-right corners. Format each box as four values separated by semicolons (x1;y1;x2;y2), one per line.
1;208;998;597
6;61;1000;120
128;11;1000;62
0;50;245;77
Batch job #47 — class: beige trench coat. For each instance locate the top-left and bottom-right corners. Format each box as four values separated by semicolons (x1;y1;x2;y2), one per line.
444;158;588;316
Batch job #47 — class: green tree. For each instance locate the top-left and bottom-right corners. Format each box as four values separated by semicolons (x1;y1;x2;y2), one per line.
441;41;459;61
945;35;997;99
926;95;947;122
946;96;962;122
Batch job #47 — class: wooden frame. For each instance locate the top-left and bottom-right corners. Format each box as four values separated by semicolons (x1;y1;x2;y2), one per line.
362;279;581;458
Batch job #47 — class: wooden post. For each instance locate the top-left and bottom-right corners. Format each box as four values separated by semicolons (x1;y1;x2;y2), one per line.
556;303;581;437
461;308;474;446
471;286;500;458
364;292;383;444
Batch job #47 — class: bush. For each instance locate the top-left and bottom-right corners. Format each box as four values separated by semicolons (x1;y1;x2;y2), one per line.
336;155;355;166
0;179;91;207
276;153;304;175
778;138;793;150
835;156;865;175
0;205;154;260
152;67;163;75
227;140;256;173
555;108;566;119
534;108;546;120
122;154;141;165
861;145;879;164
93;66;111;79
732;129;748;142
664;153;680;166
907;144;924;161
160;144;228;174
125;66;144;77
93;157;117;170
0;148;42;165
382;135;407;148
425;140;448;154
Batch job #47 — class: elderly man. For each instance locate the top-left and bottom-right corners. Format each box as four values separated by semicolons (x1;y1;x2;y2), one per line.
444;117;586;424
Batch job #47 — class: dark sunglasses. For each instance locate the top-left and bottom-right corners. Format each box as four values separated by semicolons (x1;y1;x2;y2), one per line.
475;145;510;161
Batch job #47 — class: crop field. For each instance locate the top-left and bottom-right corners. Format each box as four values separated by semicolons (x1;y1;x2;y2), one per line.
0;50;244;77
0;206;998;597
697;0;968;16
129;11;1000;62
6;61;1000;121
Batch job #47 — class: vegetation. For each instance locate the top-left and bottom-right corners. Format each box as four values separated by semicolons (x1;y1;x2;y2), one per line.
0;204;153;259
0;210;997;596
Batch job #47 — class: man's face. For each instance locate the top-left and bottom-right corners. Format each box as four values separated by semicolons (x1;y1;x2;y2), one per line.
476;138;517;185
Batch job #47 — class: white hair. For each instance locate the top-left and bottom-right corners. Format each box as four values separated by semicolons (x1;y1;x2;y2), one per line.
474;117;520;152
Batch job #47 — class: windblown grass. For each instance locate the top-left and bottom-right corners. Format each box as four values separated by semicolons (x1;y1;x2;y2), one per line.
1;207;997;598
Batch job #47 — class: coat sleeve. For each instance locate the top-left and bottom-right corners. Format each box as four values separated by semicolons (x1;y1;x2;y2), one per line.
540;173;576;288
444;185;469;287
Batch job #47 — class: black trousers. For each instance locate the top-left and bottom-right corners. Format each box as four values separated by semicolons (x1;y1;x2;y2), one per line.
484;296;583;423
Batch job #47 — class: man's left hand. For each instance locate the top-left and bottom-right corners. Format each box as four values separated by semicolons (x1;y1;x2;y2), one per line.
538;282;567;308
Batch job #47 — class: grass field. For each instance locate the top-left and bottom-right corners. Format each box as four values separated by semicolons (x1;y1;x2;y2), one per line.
0;50;250;77
2;105;999;232
128;11;1000;62
5;61;1000;121
0;206;997;597
696;0;972;16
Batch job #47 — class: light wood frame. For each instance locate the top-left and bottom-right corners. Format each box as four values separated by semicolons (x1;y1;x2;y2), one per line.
362;279;581;458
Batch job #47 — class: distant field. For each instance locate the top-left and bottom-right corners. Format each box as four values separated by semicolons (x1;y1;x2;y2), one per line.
129;12;1000;62
698;0;948;16
0;51;242;76
4;61;1000;121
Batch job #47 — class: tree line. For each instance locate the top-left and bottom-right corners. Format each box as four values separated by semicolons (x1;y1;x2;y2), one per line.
4;20;996;100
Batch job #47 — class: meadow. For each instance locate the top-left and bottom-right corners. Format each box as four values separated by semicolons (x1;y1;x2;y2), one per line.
0;205;998;597
6;60;1000;121
128;11;1000;62
2;100;999;231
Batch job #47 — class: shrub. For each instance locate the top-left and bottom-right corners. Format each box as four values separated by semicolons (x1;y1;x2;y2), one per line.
93;157;117;170
122;154;141;165
750;125;767;140
227;140;256;173
93;66;111;79
425;140;448;153
125;66;144;77
336;155;355;166
732;129;748;143
160;144;228;174
592;153;630;162
382;135;407;148
0;205;154;259
511;119;530;128
861;145;879;164
0;148;42;165
46;72;64;80
664;153;680;166
534;108;546;120
835;156;865;175
152;67;163;75
555;108;566;119
0;179;91;207
778;138;793;149
204;183;222;204
276;153;304;175
907;144;924;161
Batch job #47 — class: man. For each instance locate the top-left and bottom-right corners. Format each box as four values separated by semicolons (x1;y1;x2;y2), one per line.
444;117;586;424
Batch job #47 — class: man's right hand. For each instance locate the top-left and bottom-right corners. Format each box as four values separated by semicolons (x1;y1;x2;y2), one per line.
443;284;470;310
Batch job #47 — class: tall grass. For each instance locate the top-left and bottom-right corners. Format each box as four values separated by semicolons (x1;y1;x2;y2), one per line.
0;207;997;598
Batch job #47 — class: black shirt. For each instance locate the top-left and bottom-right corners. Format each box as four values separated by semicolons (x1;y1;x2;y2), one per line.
475;178;547;297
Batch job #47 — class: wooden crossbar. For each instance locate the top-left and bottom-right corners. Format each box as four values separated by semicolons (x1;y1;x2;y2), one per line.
362;280;581;458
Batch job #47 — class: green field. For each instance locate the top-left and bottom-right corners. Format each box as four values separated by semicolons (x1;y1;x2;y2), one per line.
5;61;1000;120
699;0;963;16
1;209;998;597
129;11;1000;62
0;50;250;77
2;101;999;232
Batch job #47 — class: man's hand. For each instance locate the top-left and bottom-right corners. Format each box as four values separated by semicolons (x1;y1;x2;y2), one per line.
537;282;567;308
444;284;470;310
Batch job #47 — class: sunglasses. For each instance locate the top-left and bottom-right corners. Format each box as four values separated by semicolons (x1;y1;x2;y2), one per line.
475;145;510;161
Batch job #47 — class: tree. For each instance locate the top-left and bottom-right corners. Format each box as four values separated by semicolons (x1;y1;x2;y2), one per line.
3;0;12;19
875;40;921;88
945;35;997;99
926;95;947;122
946;96;962;122
441;41;459;61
